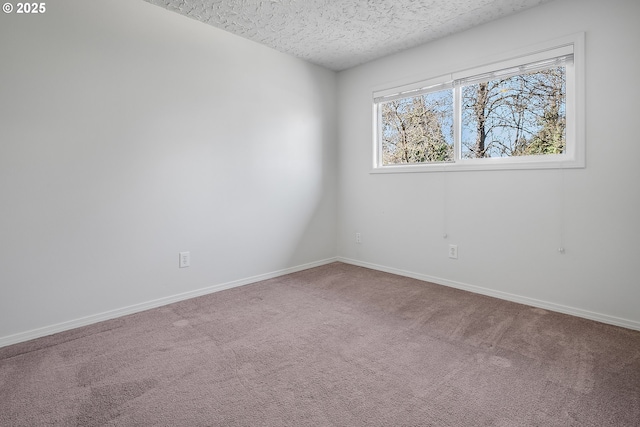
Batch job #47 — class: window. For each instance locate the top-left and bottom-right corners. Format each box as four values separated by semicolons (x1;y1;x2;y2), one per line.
372;33;585;172
380;85;454;165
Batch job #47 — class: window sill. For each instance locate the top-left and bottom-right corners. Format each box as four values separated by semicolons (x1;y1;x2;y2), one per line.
370;156;585;174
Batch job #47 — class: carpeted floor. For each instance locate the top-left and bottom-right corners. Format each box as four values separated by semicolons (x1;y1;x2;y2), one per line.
1;262;639;426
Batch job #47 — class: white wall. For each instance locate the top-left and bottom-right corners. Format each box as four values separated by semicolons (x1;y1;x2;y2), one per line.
0;0;337;343
2;0;639;347
337;0;640;328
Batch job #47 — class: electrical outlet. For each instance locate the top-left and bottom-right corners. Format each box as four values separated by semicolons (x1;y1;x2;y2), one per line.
448;245;458;259
355;232;362;244
179;251;190;268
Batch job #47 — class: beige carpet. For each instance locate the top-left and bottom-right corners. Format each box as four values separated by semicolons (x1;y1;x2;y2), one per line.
1;262;639;426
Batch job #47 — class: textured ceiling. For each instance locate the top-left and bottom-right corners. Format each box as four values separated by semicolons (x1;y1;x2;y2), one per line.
144;0;554;71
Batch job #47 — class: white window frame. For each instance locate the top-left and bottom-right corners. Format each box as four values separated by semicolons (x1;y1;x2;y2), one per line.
372;33;585;173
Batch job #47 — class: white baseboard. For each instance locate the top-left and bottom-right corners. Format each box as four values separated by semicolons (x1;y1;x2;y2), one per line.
337;257;640;332
0;257;339;349
4;255;637;349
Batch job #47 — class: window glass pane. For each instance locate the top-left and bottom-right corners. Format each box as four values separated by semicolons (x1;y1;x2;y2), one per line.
461;66;566;159
381;88;453;165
